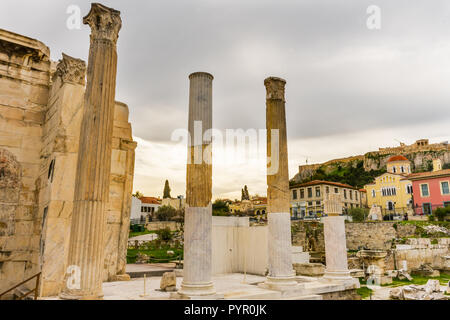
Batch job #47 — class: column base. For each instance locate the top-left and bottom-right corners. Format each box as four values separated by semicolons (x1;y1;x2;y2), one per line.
323;270;353;281
262;274;298;290
178;280;216;297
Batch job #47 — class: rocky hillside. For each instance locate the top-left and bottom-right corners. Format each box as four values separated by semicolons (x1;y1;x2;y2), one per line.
291;149;450;188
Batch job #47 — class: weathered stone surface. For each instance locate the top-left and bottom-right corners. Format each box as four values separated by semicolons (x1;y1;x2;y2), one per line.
264;77;296;288
293;263;325;277
424;279;441;294
179;72;215;297
160;272;177;292
60;3;122;300
0;6;135;298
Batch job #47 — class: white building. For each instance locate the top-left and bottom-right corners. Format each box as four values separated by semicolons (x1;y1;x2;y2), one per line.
130;196;162;224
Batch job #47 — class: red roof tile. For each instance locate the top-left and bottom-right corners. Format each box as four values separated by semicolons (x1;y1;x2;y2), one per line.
387;155;408;162
407;169;450;181
140;197;161;204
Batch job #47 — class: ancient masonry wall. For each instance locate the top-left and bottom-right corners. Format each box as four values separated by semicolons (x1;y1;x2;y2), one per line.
291;221;418;252
0;30;51;292
0;29;136;296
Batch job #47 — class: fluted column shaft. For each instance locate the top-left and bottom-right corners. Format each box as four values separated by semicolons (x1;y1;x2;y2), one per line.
264;77;296;288
60;3;122;300
179;72;216;296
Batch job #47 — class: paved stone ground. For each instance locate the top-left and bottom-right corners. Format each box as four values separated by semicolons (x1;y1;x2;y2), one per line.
128;234;158;242
102;273;267;300
126;263;177;278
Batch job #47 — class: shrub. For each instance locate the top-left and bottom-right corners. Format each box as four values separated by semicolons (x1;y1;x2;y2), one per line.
348;208;367;222
155;227;173;241
212;199;230;216
434;207;450;222
428;214;435;222
155;205;177;221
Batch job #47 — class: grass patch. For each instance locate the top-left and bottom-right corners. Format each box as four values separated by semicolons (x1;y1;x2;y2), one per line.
357;285;373;299
127;246;183;264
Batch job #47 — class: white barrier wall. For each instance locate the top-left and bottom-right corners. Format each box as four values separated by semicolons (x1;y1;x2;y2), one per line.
212;217;268;276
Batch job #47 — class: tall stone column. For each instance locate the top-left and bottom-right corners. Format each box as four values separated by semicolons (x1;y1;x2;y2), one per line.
323;193;353;281
264;77;296;289
60;3;122;300
178;72;216;296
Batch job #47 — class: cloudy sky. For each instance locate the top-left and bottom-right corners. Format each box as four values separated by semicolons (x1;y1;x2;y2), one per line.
2;0;450;200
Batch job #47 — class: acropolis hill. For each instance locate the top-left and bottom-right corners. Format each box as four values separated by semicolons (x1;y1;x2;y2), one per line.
291;139;450;185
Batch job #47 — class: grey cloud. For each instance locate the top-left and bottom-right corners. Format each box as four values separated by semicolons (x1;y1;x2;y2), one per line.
2;0;450;144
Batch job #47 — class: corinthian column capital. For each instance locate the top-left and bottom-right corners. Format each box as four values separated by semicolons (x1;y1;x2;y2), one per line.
264;77;286;101
55;53;86;85
83;3;122;44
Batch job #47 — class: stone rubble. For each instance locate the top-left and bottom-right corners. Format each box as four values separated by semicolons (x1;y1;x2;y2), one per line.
389;279;447;300
423;225;450;236
160;272;177;292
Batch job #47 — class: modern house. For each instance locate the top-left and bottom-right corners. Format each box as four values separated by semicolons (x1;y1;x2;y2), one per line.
364;155;413;214
408;159;450;215
289;180;364;218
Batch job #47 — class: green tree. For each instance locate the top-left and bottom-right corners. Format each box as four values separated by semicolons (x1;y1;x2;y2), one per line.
155;205;176;221
244;185;250;200
212;199;230;216
163;180;171;199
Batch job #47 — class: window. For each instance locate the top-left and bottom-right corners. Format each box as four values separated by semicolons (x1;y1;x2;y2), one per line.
300;189;305;199
308;201;313;206
406;185;413;194
334;188;339;194
315;187;320;197
420;184;429;197
387;201;394;211
372;190;376;198
141;207;144;212
393;166;396;173
441;181;449;195
349;190;353;200
307;188;312;198
444;201;450;208
344;189;347;199
355;192;358;201
423;203;432;215
316;201;321;205
326;186;329;194
401;166;404;173
292;190;298;200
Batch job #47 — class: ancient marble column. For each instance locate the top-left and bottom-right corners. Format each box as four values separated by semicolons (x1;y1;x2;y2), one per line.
323;193;353;281
264;77;297;289
60;3;122;300
178;72;216;296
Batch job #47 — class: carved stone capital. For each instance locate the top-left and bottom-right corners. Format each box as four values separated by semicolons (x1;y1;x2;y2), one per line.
264;77;286;101
83;3;122;44
55;53;86;85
